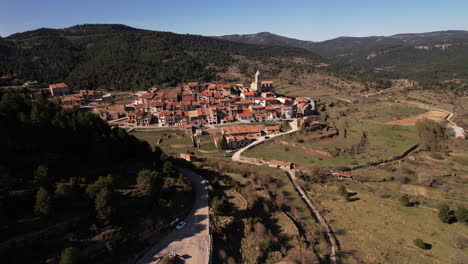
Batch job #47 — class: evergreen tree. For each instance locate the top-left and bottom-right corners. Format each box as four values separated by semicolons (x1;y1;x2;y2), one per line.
338;185;350;201
86;175;114;199
136;169;160;197
438;203;455;224
34;187;52;217
95;188;113;224
34;165;50;188
163;161;177;177
59;247;80;264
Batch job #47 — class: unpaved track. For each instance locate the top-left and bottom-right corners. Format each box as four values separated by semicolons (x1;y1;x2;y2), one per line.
136;167;210;264
232;120;339;264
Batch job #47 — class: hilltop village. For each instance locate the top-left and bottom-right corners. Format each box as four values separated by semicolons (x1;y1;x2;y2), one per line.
128;71;315;127
43;71;316;129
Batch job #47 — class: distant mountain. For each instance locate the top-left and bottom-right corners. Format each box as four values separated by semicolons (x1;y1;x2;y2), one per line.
218;30;468;82
218;32;315;51
0;24;324;90
219;30;468;58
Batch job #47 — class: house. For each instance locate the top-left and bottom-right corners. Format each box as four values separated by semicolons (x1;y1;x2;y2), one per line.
225;135;252;149
49;83;70;96
237;109;254;122
79;90;103;102
296;102;314;117
158;111;175;126
331;173;354;181
222;126;262;137
268;160;292;169
265;126;280;135
281;106;294;118
180;153;196;162
240;92;255;100
135;110;152;126
261;80;273;90
62;94;82;105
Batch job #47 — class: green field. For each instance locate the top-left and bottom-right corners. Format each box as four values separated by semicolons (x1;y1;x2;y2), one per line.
244;119;418;169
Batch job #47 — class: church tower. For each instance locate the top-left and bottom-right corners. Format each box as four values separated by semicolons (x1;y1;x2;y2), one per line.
250;70;262;92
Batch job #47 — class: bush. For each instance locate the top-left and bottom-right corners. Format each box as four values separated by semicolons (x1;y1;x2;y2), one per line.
338;185;350;201
438;203;455;224
415;119;447;152
414;238;431;250
455;206;468;224
399;195;412;207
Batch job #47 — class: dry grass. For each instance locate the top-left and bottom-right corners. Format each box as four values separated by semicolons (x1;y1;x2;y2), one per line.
308;183;468;264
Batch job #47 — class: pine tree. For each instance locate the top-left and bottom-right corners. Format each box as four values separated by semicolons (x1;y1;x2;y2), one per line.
34;187;52;217
59;247;80;264
438;203;454;224
95;188;113;224
136;169;159;197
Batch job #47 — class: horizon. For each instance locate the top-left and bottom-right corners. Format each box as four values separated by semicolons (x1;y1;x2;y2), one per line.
2;0;468;40
2;23;468;42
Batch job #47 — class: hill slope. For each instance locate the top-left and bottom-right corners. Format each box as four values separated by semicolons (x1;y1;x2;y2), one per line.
219;31;468;85
0;24;324;90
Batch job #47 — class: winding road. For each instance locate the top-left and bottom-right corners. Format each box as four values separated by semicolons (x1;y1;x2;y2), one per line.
232;120;339;264
136;167;210;264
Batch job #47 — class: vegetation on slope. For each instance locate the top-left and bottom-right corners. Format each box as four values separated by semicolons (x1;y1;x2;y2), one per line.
0;24;323;90
0;90;193;263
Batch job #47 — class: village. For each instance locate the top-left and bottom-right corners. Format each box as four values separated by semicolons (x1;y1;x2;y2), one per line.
38;71;319;151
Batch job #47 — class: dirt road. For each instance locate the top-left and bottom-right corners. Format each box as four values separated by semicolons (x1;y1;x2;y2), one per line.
136;168;210;264
232;120;339;264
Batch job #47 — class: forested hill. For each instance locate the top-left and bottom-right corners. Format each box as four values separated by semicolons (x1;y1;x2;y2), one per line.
0;24;324;90
219;30;468;87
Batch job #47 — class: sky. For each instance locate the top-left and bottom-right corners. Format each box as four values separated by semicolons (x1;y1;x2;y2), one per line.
1;0;467;41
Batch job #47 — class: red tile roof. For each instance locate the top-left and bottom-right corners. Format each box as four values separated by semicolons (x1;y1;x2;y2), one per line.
222;126;261;135
238;109;253;117
49;83;68;89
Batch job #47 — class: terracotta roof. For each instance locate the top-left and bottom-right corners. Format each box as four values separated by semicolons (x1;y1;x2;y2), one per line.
150;102;164;107
135;103;147;109
49;83;68;89
337;173;353;178
242;92;255;96
266;126;280;131
261;81;273;84
238;109;253;117
222;126;261;135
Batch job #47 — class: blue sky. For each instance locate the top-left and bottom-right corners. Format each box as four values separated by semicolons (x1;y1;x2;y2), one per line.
1;0;467;40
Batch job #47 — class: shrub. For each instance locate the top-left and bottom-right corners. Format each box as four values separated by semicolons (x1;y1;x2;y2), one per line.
438;203;455;224
414;238;430;250
454;205;468;224
415;118;447;152
338;186;350;201
399;194;412;207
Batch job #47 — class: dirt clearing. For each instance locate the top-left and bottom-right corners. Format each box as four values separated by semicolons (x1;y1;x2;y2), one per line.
386;110;448;126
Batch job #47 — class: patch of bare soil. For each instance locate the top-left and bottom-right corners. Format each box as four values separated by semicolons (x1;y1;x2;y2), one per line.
386;110;448;126
277;140;332;158
170;144;192;148
399;132;417;138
